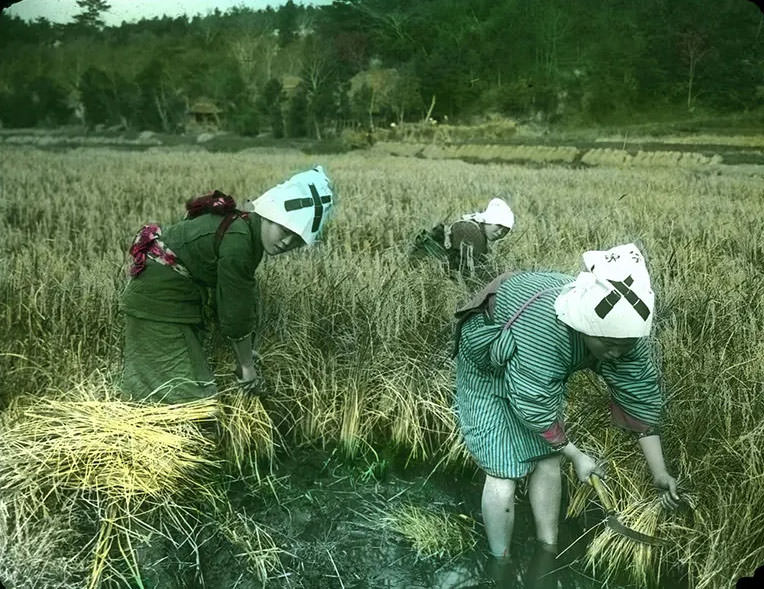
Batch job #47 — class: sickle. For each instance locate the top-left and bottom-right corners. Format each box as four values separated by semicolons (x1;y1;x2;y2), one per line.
590;474;665;547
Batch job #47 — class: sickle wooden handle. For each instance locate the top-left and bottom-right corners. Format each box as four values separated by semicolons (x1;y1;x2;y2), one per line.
590;473;614;513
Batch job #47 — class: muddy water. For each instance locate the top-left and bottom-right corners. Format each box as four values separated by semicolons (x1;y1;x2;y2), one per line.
189;447;688;589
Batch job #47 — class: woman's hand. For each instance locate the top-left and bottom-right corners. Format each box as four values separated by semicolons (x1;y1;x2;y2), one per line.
561;443;605;483
653;471;681;510
236;363;257;383
573;452;604;483
234;364;264;394
638;435;681;509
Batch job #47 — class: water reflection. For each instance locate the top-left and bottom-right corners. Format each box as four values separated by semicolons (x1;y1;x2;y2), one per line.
429;545;571;589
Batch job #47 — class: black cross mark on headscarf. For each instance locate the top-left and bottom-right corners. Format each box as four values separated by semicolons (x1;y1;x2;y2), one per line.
594;275;651;321
283;183;332;233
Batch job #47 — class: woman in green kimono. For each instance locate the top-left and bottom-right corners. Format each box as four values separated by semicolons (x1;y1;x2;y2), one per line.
120;165;334;404
453;243;680;585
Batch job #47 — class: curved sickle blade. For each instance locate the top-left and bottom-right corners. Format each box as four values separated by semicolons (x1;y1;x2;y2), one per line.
604;514;665;547
590;474;665;547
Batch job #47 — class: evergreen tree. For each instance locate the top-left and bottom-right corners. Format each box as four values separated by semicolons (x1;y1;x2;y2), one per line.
286;86;308;137
277;0;299;47
79;67;114;127
73;0;111;29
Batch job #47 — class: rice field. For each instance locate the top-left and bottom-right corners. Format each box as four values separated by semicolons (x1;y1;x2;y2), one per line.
0;142;763;588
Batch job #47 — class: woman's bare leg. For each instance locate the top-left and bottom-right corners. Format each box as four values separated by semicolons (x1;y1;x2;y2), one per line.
528;453;562;545
481;474;517;558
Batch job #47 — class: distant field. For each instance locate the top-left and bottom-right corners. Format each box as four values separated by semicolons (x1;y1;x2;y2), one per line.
372;136;764;167
594;134;764;147
0;143;762;588
4;125;762;168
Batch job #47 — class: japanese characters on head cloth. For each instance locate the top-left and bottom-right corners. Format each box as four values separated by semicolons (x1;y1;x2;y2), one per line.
243;165;334;246
463;197;515;230
554;243;655;338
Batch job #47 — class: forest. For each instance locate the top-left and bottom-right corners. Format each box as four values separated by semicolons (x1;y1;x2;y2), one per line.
1;0;762;138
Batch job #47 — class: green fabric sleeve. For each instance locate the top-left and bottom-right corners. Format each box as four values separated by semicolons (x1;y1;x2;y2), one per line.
450;220;488;258
597;338;663;426
449;220;488;276
215;227;258;339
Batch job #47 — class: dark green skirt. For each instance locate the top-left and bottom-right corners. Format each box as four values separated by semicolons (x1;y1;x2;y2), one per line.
121;315;216;404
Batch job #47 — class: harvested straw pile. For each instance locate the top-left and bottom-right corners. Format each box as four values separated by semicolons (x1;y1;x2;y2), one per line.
0;388;220;502
0;376;228;588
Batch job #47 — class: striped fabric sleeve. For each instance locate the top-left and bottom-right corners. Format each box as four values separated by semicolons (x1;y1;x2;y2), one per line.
503;360;567;443
511;368;565;436
490;300;568;447
609;401;654;434
598;338;663;431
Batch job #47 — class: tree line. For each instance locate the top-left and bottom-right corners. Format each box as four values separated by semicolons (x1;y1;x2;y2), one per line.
0;0;761;138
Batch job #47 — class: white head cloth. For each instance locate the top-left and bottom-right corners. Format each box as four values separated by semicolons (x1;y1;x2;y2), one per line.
554;243;654;338
244;165;334;245
463;197;515;229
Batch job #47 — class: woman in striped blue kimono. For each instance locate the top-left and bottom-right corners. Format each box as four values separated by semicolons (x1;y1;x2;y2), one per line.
453;243;680;584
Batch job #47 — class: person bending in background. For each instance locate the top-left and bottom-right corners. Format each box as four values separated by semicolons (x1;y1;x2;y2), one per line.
452;243;680;587
409;197;515;282
120;165;334;403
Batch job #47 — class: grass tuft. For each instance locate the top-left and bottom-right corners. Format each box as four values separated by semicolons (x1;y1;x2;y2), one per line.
382;504;478;559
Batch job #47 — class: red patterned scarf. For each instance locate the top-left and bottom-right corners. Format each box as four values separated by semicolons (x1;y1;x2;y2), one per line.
128;224;190;278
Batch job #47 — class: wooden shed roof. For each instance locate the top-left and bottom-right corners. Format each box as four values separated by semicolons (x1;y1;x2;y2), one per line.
189;100;221;114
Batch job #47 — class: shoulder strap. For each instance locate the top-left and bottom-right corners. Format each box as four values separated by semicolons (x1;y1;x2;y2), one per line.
502;287;563;330
214;211;245;258
451;270;515;358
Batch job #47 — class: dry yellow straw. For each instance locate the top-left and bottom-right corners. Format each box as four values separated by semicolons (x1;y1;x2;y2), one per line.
0;396;220;500
381;504;477;559
0;383;225;589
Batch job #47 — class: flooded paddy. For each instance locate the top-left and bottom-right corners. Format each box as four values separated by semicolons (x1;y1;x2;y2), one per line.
172;445;688;589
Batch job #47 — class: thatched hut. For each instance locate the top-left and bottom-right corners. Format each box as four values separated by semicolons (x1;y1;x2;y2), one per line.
187;99;222;130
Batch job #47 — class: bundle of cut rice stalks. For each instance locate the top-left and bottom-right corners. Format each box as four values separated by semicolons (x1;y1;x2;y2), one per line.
0;375;224;588
0;399;220;500
565;428;696;588
379;503;478;560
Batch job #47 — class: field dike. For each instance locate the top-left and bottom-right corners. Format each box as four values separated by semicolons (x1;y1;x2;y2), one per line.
371;141;733;169
1;145;763;588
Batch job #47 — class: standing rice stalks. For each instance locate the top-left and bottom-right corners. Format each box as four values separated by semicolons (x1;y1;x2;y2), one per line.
217;388;276;481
